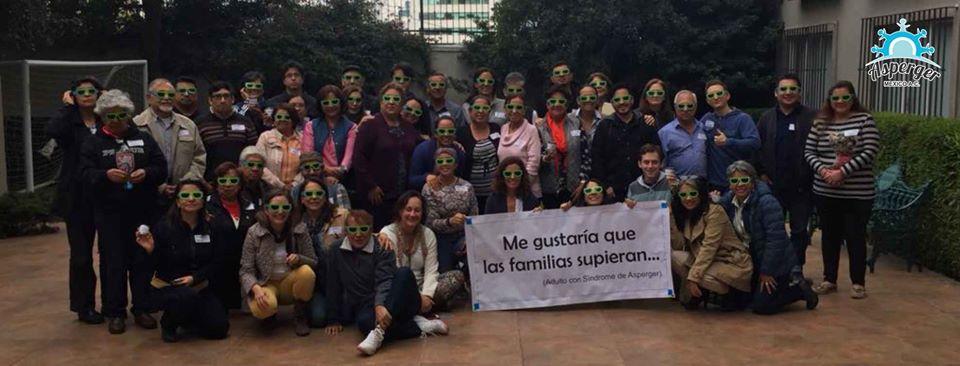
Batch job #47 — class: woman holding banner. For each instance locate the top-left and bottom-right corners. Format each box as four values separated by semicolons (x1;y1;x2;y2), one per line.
669;177;752;310
560;179;614;210
484;156;541;214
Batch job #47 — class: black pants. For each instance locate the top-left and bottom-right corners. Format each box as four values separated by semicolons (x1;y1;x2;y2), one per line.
476;195;489;216
155;286;229;339
357;267;421;342
66;204;98;313
750;273;805;315
773;188;813;266
815;195;872;286
212;243;243;310
435;232;465;273
95;211;153;318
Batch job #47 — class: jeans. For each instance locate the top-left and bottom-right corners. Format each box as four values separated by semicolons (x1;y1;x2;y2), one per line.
357;267;421;342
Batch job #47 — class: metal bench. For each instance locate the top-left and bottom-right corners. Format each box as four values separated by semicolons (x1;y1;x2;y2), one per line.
867;178;932;273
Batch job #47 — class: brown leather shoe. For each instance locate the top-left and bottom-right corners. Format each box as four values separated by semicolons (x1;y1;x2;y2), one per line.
134;313;157;329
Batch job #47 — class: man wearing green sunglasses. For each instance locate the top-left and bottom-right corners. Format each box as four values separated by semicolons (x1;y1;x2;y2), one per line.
197;81;260;181
549;61;575;97
700;79;760;193
658;90;707;180
425;72;468;132
134;78;207;205
591;84;662;200
173;76;202;120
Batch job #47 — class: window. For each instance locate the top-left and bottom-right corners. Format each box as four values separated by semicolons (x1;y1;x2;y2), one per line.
778;23;834;109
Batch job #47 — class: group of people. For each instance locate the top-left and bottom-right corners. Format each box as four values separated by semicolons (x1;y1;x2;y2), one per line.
48;59;879;354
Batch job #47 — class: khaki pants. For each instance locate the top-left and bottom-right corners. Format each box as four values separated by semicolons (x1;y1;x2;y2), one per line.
671;250;730;295
249;265;316;319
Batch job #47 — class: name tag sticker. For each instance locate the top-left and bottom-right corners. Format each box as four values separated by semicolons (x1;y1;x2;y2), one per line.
571;130;582;137
178;129;191;137
456;185;469;193
788;123;796;131
328;226;343;236
704;120;715;130
194;234;211;243
489;132;501;140
290;147;301;156
90;127;97;134
697;133;707;140
843;129;859;137
127;139;145;147
231;124;246;132
494;112;506;119
245;203;256;210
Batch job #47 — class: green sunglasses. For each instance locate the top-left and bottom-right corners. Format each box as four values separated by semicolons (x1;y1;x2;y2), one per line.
105;112;129;121
382;95;402;104
435;128;456;136
178;191;204;200
676;103;695;111
320;98;340;106
583;186;604;195
301;162;322;171
476;77;495;86
578;95;598;103
153;90;176;99
342;75;362;81
706;90;726;100
243;82;263;90
646;90;665;97
553;68;571;76
547;98;567;106
778;85;800;93
266;203;292;212
74;87;98;96
590;80;607;88
217;177;240;185
830;94;853;102
403;105;423;116
435;157;456;165
244;161;265;169
612;95;633;104
393;75;412;83
505;87;524;95
177;87;197;95
471;104;492;112
347;96;363;104
678;191;699;199
274;114;292;122
429;81;446;89
729;176;752;185
303;189;326;198
503;170;523;178
505;103;525;112
346;225;371;234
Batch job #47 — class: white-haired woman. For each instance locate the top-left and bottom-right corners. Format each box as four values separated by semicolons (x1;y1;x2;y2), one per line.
80;89;168;334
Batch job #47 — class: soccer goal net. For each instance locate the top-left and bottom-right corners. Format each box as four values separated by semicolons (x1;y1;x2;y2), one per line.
0;60;148;193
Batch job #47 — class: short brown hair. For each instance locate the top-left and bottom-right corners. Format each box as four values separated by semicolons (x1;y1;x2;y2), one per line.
347;209;374;226
634;144;664;162
705;79;726;91
379;82;404;98
316;84;344;103
213;162;241;188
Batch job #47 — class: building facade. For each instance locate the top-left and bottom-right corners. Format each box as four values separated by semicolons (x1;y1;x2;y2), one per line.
378;0;499;44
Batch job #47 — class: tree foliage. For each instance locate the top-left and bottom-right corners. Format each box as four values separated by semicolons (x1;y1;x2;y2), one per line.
463;0;782;107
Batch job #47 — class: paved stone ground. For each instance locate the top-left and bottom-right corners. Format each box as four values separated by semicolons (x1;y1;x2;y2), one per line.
1;226;958;365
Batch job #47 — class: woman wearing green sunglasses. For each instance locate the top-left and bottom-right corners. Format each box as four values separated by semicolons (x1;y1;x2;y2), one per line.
256;104;303;191
240;191;317;336
718;161;819;314
295;178;349;329
669;177;752;310
421;148;478;277
302;85;357;183
484;156;542;214
457;95;502;212
462;67;507;125
135;180;229;342
206;162;257;310
636;78;674;130
560;179;613;211
538;85;583;209
586;72;615;117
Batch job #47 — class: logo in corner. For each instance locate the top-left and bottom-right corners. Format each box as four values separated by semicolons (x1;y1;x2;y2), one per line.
866;18;942;88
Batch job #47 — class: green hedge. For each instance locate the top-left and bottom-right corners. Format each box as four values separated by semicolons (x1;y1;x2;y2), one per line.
873;112;960;279
0;187;58;239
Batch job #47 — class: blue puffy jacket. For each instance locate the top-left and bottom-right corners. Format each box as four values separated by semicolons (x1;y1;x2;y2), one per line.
720;181;797;278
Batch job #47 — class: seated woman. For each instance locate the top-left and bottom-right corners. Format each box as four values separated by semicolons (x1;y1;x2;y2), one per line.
719;161;818;314
295;178;349;328
380;191;466;312
484;156;541;214
560;179;614;210
670;177;753;310
135;180;229;343
325;210;449;356
206;162;257;311
421;148;479;273
240;191;317;336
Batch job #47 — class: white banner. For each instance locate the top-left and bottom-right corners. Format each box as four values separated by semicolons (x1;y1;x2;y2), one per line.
465;201;674;311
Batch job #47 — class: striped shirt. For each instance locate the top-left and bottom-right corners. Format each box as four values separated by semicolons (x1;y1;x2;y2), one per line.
469;138;498;196
804;112;880;200
197;112;259;180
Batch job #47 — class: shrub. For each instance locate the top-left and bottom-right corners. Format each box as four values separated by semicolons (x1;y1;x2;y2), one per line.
0;187;59;238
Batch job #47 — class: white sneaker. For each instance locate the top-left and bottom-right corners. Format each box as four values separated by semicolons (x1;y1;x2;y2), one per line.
414;315;449;335
357;326;385;355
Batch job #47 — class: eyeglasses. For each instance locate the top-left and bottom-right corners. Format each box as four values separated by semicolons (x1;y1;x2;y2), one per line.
505;86;524;95
429;81;446;89
177;191;204;200
578;95;597;103
778;85;800;93
346;225;371;234
401;105;422;117
105;112;129;121
301;162;322;171
678;191;699;199
274;114;292;122
303;189;326;198
435;128;456;136
583;186;604;195
547;98;567;107
153;90;176;99
471;104;491;112
435;157;456;165
382;95;402;104
675;103;695;111
590;80;607;88
211;93;232;100
552;68;571;77
830;94;853;102
177;87;197;95
646;90;665;97
476;77;495;86
347;96;363;104
505;103;524;112
320;98;341;106
393;75;412;83
706;90;726;100
342;75;362;81
244;161;264;169
611;95;633;104
266;203;292;212
502;170;523;178
729;176;752;185
74;87;98;96
217;177;240;185
243;82;263;90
